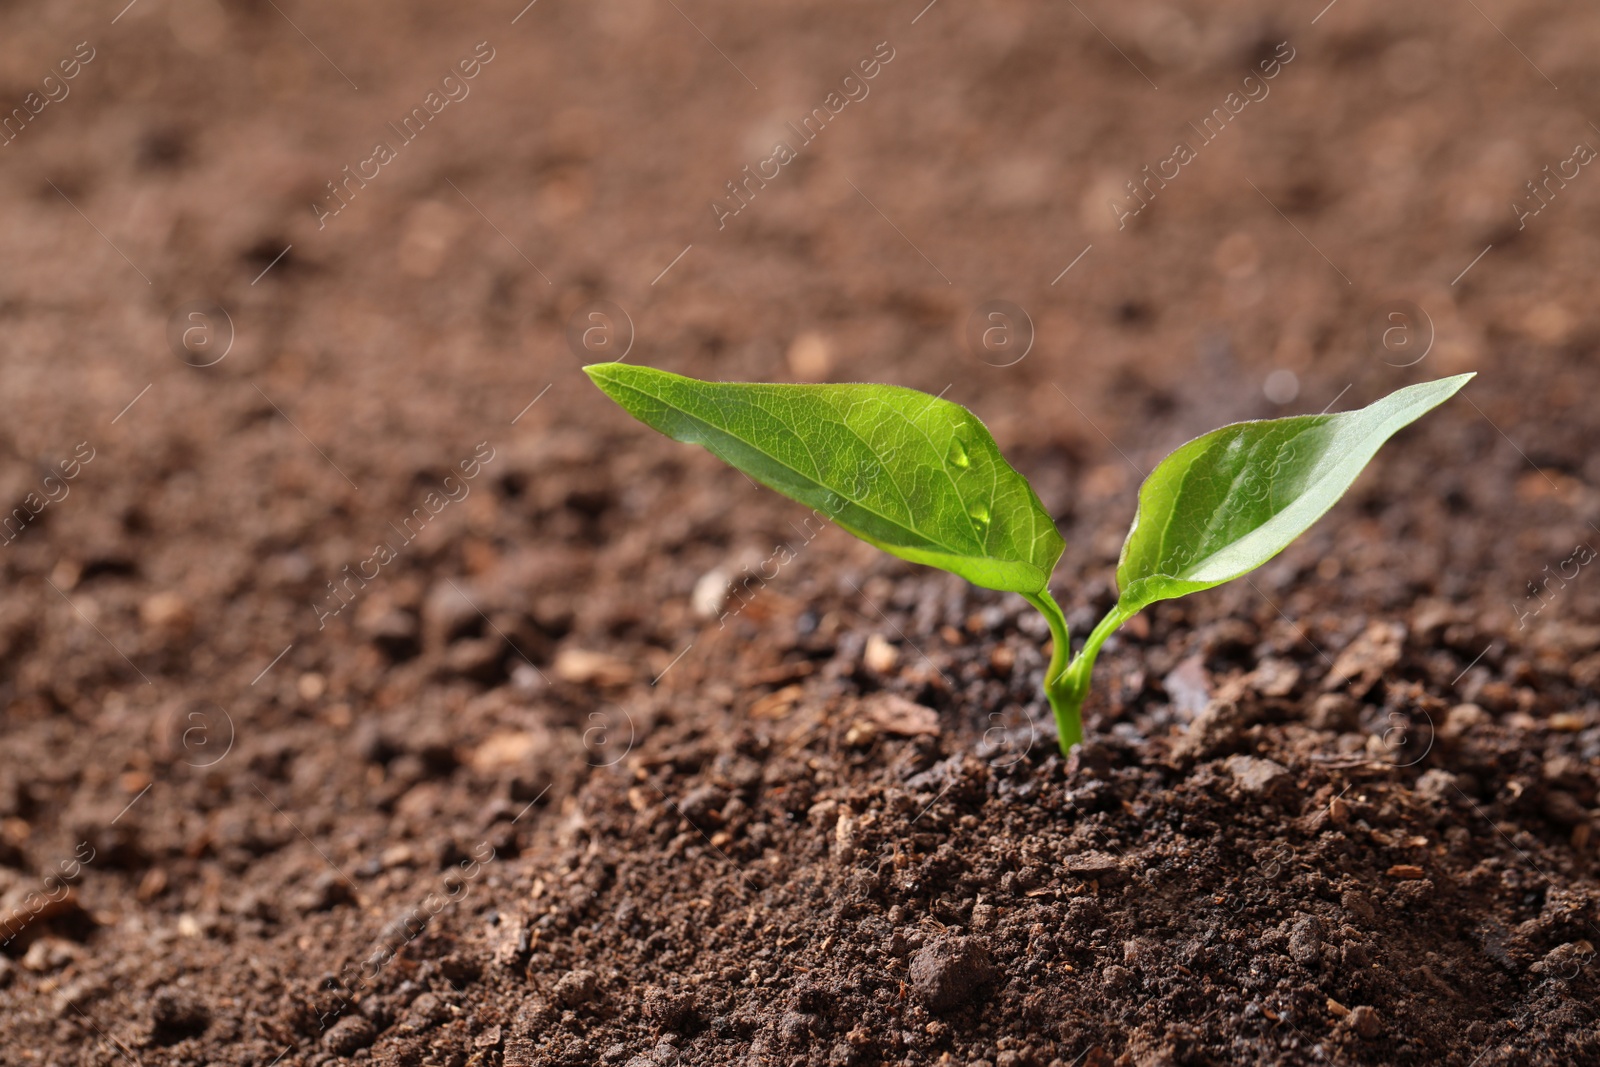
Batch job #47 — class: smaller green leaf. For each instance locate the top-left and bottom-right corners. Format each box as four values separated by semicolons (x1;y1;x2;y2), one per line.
1114;373;1474;614
584;362;1065;594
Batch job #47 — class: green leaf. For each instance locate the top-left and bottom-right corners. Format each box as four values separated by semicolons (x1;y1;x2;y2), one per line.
584;362;1064;594
1114;373;1474;614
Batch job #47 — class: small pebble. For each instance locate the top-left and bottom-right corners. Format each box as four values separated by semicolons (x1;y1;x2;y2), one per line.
21;938;80;973
863;633;899;673
909;934;995;1012
844;720;878;748
322;1014;376;1054
553;648;633;686
1287;915;1323;964
641;986;695;1029
553;968;598;1007
1163;655;1212;718
786;331;834;380
691;568;729;619
140;592;195;638
1307;692;1359;732
1224;755;1297;803
1441;703;1487;740
1414;768;1459;802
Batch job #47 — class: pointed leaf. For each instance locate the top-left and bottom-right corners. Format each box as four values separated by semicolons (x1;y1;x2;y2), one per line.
1115;374;1474;612
585;362;1064;593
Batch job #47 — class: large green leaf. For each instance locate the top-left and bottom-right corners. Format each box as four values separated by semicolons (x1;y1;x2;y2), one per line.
584;362;1064;593
1115;374;1474;613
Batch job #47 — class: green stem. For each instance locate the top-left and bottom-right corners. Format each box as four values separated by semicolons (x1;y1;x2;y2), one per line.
1022;589;1075;753
1024;591;1137;757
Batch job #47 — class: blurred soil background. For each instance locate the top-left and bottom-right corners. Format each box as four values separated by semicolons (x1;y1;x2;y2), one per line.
1;0;1599;1064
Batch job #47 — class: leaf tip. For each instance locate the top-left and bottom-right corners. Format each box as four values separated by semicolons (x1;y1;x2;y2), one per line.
582;361;630;398
1424;371;1477;406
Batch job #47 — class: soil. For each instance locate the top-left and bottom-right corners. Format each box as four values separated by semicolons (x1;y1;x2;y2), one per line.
3;1;1600;1065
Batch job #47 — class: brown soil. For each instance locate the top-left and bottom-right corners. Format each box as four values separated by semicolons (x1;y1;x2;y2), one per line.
3;1;1599;1065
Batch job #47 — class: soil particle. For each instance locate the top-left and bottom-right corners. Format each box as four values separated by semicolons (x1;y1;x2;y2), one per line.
1063;851;1128;884
1223;754;1297;804
779;1009;821;1043
1442;703;1490;740
1308;692;1361;732
361;608;422;660
1173;699;1253;761
1162;655;1211;718
1540;789;1589;827
443;636;507;682
641;986;696;1030
293;870;358;914
19;937;81;973
1348;1005;1383;1040
148;986;210;1042
1325;621;1407;696
1198;618;1257;658
323;1014;378;1054
1415;768;1462;801
691;568;729;620
397;991;450;1033
421;581;482;645
1529;941;1595;976
1247;657;1302;698
1066;740;1117;781
1121;937;1162;970
676;783;729;823
139;591;194;640
1287;915;1324;965
860;692;943;737
909;933;997;1012
863;633;900;674
553;968;600;1008
553;647;634;687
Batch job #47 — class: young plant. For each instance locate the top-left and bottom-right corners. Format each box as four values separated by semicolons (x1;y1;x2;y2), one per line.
585;363;1473;755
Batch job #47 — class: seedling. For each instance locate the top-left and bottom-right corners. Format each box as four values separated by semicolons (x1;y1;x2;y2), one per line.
586;363;1473;755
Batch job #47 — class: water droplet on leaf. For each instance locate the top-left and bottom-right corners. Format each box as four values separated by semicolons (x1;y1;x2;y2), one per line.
968;502;990;527
947;436;971;469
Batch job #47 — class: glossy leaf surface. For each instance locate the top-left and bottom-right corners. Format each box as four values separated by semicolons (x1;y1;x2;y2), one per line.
585;362;1064;593
1114;373;1475;613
